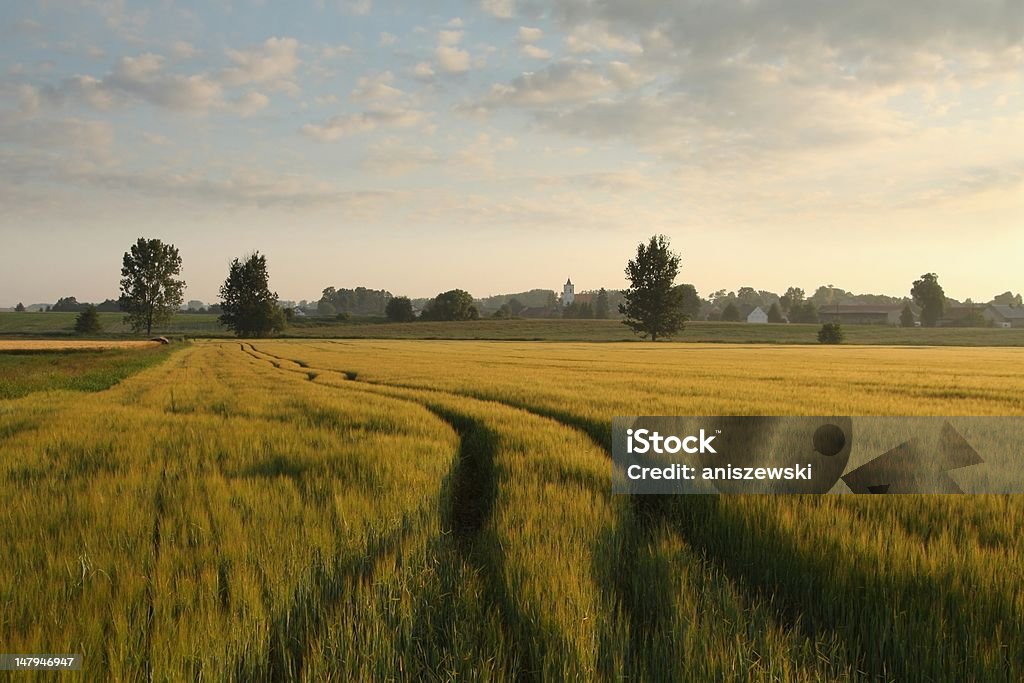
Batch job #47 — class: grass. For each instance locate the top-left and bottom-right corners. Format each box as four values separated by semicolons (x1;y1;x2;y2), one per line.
281;319;1024;345
0;345;174;399
1;339;1023;680
4;311;1024;346
0;312;223;337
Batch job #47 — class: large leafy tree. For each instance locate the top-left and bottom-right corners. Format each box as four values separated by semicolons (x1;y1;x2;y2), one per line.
219;252;285;337
420;289;478;321
676;283;703;320
911;273;944;327
619;234;686;341
385;296;416;322
119;238;185;335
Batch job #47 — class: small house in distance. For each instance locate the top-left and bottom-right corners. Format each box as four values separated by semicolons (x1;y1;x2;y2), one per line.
746;306;768;324
985;305;1024;328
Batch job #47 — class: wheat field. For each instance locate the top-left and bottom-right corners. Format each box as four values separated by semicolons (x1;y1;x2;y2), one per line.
1;339;1022;681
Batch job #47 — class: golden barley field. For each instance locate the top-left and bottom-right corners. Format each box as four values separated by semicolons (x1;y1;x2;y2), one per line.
1;339;1023;681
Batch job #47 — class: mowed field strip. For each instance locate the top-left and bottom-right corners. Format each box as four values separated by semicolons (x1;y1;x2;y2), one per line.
0;340;162;351
2;339;1023;681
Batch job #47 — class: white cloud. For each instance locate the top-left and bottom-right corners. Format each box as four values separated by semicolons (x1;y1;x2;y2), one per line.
481;0;515;19
300;106;426;141
222;37;300;89
435;46;472;74
483;62;622;106
517;27;543;44
340;0;372;16
233;91;270;116
521;44;551;60
413;62;435;81
351;71;403;102
322;43;353;59
379;32;398;46
565;22;643;55
171;41;197;60
448;18;465;28
363;137;441;175
439;29;464;46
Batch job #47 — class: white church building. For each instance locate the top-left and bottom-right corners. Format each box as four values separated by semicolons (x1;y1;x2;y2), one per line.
562;278;575;306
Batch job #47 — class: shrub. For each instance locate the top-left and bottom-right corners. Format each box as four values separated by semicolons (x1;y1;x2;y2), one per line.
817;323;844;344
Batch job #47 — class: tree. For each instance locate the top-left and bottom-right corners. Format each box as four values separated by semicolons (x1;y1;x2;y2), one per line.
14;303;25;312
676;283;702;321
992;291;1023;307
317;300;337;317
52;296;86;312
507;298;525;316
594;289;610;319
219;252;285;337
492;304;512;319
119;238;185;336
767;302;784;323
900;303;915;328
818;323;844;344
74;305;102;334
563;301;594;319
779;287;805;313
421;289;477;321
721;302;741;322
911;273;945;327
619;235;686;341
790;300;819;324
385;296;416;322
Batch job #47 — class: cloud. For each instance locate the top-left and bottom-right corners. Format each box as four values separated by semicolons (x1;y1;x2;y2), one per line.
435;46;472;74
170;41;197;60
379;32;398;46
565;22;643;55
482;62;624;106
517;27;544;44
481;0;515;19
350;71;403;102
300;106;426;141
340;0;372;16
521;44;552;60
439;29;464;46
322;43;353;59
453;133;517;173
413;62;435;81
233;91;270;116
363;137;441;175
222;37;301;90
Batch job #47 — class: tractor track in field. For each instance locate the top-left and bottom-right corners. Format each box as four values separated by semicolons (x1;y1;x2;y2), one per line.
238;343;552;680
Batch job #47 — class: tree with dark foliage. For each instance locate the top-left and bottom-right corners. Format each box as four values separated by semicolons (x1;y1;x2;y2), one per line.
219;252;285;337
74;305;103;334
385;296;416;322
911;273;944;327
619;235;686;341
119;238;185;335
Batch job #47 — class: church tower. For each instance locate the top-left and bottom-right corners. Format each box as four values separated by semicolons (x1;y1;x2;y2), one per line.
563;278;575;306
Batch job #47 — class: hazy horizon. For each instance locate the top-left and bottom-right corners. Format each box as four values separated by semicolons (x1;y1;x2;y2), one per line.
2;1;1022;306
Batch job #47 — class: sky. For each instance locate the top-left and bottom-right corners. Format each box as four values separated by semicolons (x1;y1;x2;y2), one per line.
1;0;1022;306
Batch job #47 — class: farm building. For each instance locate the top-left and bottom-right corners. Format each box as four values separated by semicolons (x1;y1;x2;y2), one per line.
984;305;1024;328
819;304;911;326
746;306;769;324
